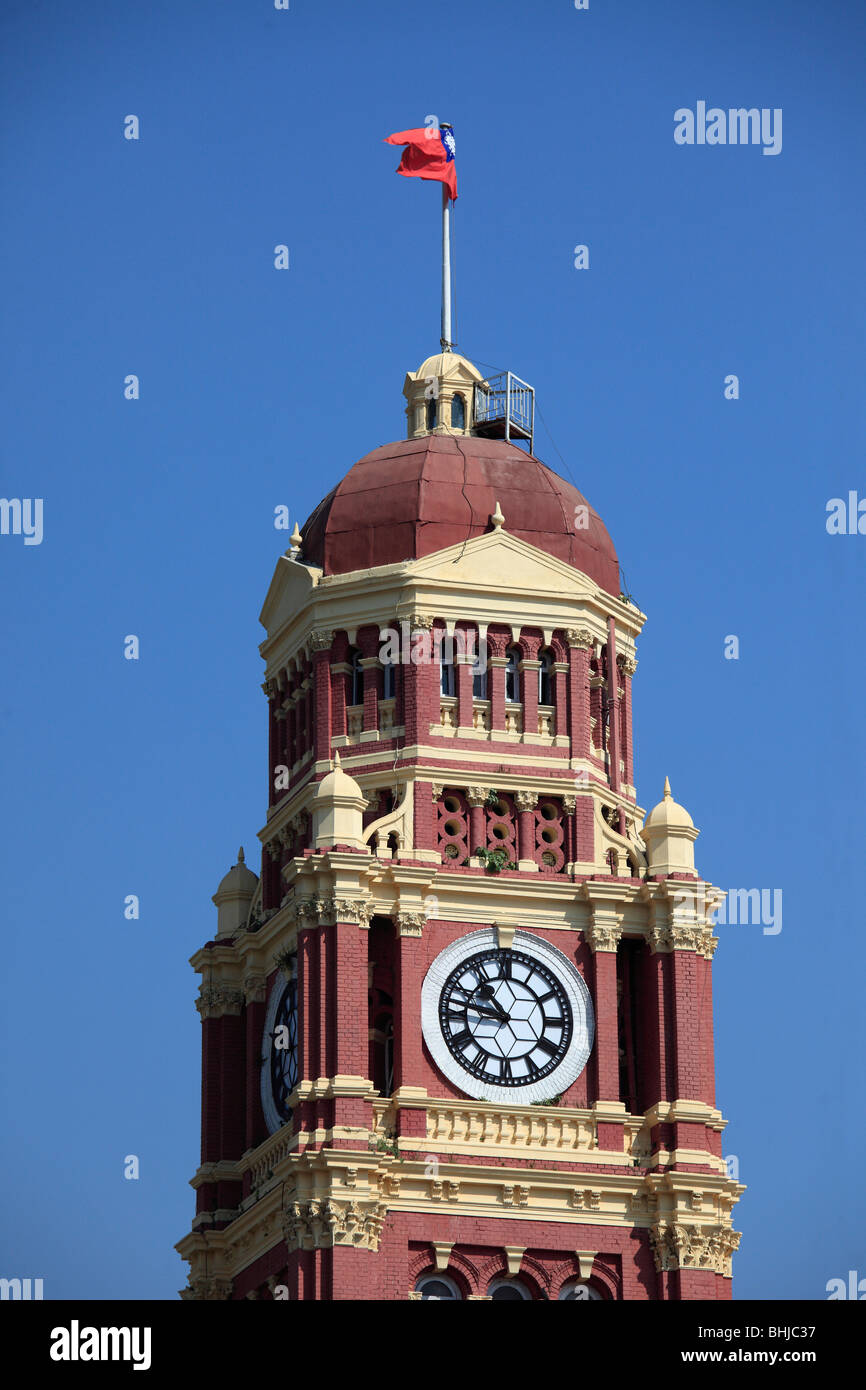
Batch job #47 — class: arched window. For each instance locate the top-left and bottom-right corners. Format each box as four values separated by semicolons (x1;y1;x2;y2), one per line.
426;397;437;430
416;1273;462;1300
451;393;465;429
382;659;395;700
472;641;488;699
505;645;521;703
439;635;456;696
538;648;554;705
488;1277;532;1301
348;648;363;706
558;1281;604;1301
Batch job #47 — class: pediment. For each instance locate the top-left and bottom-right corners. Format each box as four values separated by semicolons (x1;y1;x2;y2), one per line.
404;528;597;600
259;555;322;636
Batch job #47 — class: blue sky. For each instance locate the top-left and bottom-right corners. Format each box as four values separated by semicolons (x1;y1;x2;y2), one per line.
1;0;863;1300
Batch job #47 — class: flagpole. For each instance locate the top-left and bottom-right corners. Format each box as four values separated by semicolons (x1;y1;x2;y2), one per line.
441;182;452;351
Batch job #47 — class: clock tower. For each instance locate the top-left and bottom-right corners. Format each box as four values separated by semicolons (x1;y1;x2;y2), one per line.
177;351;743;1301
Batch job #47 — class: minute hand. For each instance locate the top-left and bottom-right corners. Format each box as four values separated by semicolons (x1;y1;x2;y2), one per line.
467;1001;509;1022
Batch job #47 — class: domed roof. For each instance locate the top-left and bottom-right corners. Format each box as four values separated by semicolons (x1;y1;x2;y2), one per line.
644;778;695;831
214;847;258;898
301;435;619;594
313;751;364;803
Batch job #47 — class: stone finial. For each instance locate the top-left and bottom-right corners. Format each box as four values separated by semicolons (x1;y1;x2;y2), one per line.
238;846;245;863
663;776;672;799
289;522;303;555
491;499;505;529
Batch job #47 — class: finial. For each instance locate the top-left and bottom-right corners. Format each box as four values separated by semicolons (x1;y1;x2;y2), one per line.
333;750;341;768
238;846;245;863
663;776;672;799
289;522;303;555
491;499;505;530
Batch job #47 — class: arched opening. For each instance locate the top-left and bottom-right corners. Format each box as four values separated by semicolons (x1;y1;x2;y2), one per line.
488;1277;533;1301
426;397;437;430
538;647;554;705
505;645;521;703
415;1273;462;1300
451;393;465;429
382;658;396;700
472;640;489;699
348;647;363;706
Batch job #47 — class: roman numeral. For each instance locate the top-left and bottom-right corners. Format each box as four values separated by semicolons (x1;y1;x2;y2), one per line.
501;1058;513;1081
450;1029;473;1050
536;1037;559;1057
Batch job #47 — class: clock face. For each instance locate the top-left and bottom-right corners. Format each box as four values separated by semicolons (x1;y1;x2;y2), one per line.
438;946;572;1087
261;964;298;1134
421;929;594;1104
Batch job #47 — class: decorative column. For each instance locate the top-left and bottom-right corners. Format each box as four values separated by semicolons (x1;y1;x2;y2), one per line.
518;633;541;742
606;618;621;794
465;786;488;855
243;972;268;1152
310;630;333;762
487;630;509;732
393;914;428;1141
359;657;382;736
583;894;624;1146
552;659;569;738
566;629;593;761
456;639;475;730
401;614;435;746
618;654;637;789
514;790;539;871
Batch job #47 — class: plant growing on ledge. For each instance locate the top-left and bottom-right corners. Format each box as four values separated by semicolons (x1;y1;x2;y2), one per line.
531;1095;563;1107
475;847;515;874
485;788;502;809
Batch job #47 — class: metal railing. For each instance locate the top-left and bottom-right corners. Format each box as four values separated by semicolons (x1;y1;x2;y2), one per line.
473;371;535;448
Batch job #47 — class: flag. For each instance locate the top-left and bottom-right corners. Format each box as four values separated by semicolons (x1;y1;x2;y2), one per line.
384;124;457;201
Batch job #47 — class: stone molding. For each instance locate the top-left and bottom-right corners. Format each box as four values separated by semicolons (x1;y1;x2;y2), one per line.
566;628;595;650
281;1197;388;1253
196;985;244;1019
649;1222;741;1277
308;629;334;652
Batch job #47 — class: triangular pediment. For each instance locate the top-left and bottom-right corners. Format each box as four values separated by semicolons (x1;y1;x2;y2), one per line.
404;527;598;599
259;554;322;635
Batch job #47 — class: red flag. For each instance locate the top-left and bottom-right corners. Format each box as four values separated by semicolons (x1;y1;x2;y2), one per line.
384;125;457;201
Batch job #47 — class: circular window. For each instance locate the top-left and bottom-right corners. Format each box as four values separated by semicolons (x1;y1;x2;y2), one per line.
416;1274;462;1300
542;851;556;866
488;1278;532;1300
540;827;557;843
559;1281;603;1300
490;800;507;816
444;844;459;858
491;824;507;840
444;818;462;836
539;803;558;820
444;796;461;813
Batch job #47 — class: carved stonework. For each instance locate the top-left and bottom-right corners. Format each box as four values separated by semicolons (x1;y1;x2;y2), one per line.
465;786;489;808
650;1223;741;1276
585;922;622;954
308;629;334;652
317;896;372;927
431;782;444;801
566;628;594;650
396;911;425;938
406;613;435;631
196;985;244;1020
281;1198;388;1253
265;838;282;862
243;973;268;1004
650;924;717;958
562;794;577;814
514;790;538;813
618;655;638;676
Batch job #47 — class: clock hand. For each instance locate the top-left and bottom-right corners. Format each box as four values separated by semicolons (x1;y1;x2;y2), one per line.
465;1003;509;1022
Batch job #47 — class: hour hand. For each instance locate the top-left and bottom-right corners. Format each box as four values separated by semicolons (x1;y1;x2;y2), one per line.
466;1002;508;1021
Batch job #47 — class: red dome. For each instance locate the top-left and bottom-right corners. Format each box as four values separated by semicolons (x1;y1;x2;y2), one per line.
301;435;619;595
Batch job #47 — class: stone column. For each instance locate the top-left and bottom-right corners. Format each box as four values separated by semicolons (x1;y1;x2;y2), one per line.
552;660;569;738
465;786;488;855
311;631;333;762
566;629;593;761
619;655;637;789
456;648;475;730
514;790;539;871
402;615;434;746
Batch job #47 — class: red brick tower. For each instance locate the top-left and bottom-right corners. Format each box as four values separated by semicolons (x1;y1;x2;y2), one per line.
177;351;743;1301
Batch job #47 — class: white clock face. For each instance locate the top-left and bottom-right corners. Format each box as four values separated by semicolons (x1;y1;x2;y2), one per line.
421;929;594;1104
